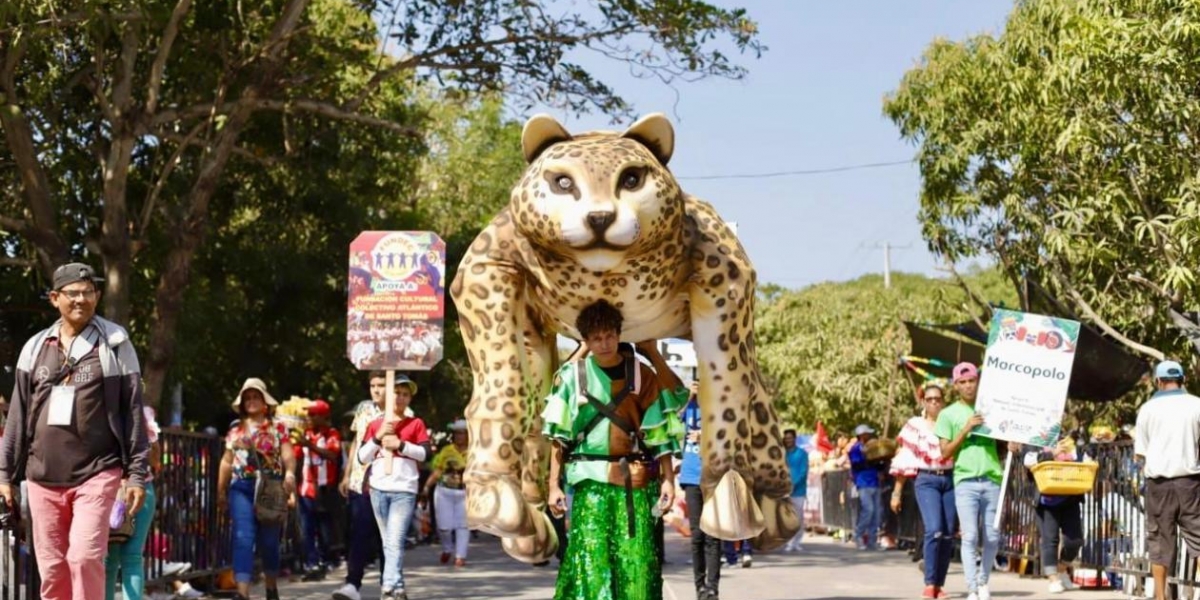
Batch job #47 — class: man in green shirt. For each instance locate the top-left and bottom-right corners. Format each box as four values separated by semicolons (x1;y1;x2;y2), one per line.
542;299;687;600
934;362;1002;600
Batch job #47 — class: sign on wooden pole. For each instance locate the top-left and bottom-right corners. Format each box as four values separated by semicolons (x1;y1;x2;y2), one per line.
348;231;445;474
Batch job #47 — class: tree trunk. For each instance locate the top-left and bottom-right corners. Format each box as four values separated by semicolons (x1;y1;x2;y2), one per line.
100;133;136;325
141;97;263;407
0;103;69;275
118;0;310;407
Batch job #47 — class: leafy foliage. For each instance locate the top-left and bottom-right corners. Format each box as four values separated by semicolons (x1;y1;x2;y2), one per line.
372;0;762;117
755;269;1017;436
884;0;1200;365
0;0;763;417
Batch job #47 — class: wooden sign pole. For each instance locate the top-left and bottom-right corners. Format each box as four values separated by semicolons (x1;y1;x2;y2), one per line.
385;369;396;474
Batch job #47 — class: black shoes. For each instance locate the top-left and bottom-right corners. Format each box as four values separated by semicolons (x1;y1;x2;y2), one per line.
301;565;328;581
266;587;280;600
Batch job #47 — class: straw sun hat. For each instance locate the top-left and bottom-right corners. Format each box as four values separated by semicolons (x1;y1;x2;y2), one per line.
232;377;279;411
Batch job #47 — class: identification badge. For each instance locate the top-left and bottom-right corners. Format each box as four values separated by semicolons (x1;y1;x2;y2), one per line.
47;385;76;426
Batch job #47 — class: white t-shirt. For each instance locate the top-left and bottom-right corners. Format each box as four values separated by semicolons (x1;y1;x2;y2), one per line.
1135;388;1200;479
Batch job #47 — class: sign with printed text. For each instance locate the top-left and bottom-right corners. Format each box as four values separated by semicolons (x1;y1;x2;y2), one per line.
974;309;1080;447
347;231;446;370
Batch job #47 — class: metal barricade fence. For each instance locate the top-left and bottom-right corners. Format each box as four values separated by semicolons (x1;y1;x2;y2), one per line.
0;428;307;596
814;442;1200;595
0;510;31;600
151;429;229;583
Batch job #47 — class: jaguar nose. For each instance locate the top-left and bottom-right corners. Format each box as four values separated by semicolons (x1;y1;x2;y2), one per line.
586;211;616;233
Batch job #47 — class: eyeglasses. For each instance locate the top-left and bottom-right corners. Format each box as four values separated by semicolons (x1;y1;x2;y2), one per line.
57;289;97;301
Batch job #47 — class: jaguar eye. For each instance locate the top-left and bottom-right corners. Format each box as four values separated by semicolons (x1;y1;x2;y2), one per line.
555;175;574;190
619;168;644;190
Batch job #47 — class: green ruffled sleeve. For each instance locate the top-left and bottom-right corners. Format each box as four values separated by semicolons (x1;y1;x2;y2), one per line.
641;385;688;457
540;363;578;442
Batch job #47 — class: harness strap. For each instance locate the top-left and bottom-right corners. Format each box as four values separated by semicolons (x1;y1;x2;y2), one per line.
566;351;648;538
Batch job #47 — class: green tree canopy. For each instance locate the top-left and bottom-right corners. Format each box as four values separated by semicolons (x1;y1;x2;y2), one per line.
1;0;763;408
756;269;1017;436
884;0;1200;366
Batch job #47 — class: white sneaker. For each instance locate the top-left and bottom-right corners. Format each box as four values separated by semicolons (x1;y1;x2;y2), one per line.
1058;573;1078;591
977;584;990;600
741;554;752;568
331;583;361;600
1048;578;1066;594
174;582;204;599
967;592;979;600
160;562;191;578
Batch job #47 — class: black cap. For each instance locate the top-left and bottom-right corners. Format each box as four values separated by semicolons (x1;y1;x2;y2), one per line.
52;262;104;291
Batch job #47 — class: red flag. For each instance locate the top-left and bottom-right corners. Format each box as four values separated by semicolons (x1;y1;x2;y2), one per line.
814;421;835;454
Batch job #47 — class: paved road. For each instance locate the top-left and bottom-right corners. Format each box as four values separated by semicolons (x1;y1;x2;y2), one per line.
259;532;1131;600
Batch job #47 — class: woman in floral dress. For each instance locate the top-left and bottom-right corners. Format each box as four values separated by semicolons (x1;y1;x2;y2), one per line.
217;378;297;600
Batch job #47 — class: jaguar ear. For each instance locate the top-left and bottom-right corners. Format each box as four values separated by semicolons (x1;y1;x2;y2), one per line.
621;113;674;166
522;114;573;163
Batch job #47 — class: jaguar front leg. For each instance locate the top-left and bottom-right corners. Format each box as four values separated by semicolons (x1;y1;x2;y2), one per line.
450;230;546;555
687;201;798;547
498;310;560;563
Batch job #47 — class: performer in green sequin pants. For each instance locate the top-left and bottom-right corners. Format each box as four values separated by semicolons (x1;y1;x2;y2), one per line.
554;481;662;600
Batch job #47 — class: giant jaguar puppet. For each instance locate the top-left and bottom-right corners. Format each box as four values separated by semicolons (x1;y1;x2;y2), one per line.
449;113;800;563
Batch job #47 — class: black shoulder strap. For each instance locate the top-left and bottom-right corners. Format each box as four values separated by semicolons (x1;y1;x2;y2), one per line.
573;356;639;444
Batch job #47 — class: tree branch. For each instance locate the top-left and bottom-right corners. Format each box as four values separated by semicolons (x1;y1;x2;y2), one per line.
0;37;67;276
344;25;635;112
0;11;142;36
1129;273;1184;309
142;0;312;407
257;99;422;137
154;99;422;137
139;121;205;245
155;129;278;167
111;23;140;118
1065;287;1165;361
145;0;193;116
0;256;36;268
0;214;27;233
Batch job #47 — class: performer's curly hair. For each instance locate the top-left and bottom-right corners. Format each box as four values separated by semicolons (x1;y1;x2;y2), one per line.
576;299;624;339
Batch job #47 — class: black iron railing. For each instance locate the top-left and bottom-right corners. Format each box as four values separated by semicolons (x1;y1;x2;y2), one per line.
0;428;309;597
811;441;1200;596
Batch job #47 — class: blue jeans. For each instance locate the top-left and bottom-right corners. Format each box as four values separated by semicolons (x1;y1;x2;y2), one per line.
229;478;283;583
955;477;1001;591
722;539;751;564
370;489;417;593
299;494;333;569
914;473;957;586
855;486;881;548
105;483;156;600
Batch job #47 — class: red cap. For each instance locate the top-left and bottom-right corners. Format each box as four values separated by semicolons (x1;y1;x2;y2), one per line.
308;400;331;416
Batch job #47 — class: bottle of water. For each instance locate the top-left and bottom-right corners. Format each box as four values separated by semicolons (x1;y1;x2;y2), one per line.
109;497;126;529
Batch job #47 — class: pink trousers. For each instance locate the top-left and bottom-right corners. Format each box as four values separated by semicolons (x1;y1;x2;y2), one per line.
27;468;122;600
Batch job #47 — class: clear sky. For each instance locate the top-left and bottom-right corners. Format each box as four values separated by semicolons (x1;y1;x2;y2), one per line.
525;1;1013;289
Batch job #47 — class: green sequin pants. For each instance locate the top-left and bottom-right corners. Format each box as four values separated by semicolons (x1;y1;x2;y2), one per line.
554;480;662;600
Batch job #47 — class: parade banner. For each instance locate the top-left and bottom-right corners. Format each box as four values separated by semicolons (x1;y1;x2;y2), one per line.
974;308;1080;447
347;231;446;370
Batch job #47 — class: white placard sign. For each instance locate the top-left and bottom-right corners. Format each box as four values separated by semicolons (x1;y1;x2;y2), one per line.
974;309;1081;447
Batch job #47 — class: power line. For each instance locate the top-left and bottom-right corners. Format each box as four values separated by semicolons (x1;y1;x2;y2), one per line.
677;158;914;181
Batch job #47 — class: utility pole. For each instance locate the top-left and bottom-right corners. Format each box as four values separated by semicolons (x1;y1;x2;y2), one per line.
884;242;891;289
867;241;912;289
